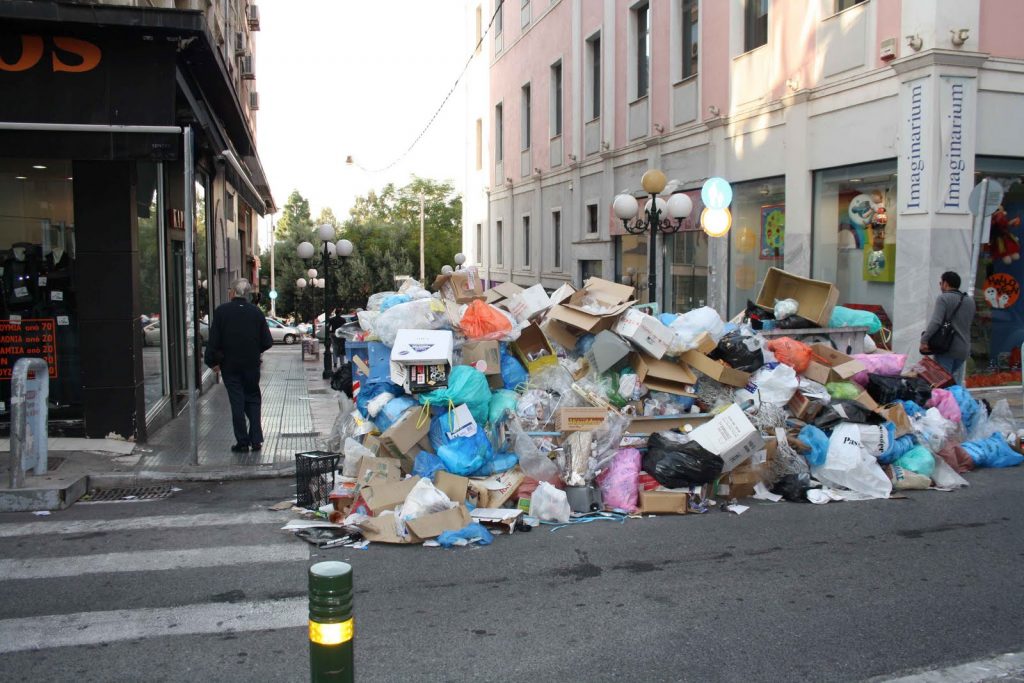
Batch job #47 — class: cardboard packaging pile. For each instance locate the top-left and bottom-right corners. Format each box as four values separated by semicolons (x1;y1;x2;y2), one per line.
283;267;1012;549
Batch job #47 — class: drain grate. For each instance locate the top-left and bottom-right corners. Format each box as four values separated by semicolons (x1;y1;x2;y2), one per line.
80;485;174;503
281;431;320;438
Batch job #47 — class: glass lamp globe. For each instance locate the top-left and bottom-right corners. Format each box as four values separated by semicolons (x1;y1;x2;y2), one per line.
667;193;694;219
307;268;318;279
454;252;466;266
336;239;354;257
317;223;335;241
297;241;315;259
701;207;733;237
612;194;639;221
326;242;337;258
644;197;668;218
296;278;307;289
641;169;667;194
441;265;454;274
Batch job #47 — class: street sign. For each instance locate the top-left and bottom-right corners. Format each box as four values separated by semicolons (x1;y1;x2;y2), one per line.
968;179;1004;217
269;290;278;300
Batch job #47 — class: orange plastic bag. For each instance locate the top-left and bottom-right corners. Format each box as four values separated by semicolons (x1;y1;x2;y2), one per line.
766;337;813;373
460;299;513;340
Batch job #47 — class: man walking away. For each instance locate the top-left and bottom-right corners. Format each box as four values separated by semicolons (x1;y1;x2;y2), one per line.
204;278;274;452
920;271;976;375
327;307;346;369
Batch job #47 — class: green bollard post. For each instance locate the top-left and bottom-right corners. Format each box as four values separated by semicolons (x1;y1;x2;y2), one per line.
309;561;354;682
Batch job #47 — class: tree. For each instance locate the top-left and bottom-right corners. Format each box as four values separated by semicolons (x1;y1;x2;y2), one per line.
262;190;314;320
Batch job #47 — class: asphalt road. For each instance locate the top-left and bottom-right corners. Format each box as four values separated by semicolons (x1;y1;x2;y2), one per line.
1;468;1022;682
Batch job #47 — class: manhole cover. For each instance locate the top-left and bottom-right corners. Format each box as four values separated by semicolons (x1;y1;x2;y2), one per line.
80;485;174;503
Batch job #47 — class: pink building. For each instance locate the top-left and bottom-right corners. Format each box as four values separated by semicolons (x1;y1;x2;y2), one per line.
467;0;1024;377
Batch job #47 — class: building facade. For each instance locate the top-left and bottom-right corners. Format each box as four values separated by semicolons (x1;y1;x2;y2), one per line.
472;0;1024;378
0;0;274;439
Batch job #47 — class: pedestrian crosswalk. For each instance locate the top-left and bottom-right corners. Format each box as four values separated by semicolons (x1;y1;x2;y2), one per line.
0;504;311;659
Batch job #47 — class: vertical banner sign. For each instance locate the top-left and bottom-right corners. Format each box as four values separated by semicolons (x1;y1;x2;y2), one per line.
938;75;976;214
898;77;931;214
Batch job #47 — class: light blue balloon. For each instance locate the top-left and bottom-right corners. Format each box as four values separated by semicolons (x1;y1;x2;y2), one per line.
701;177;733;210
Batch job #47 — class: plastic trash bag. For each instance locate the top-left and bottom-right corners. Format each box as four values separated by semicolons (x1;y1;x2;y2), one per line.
851;354;907;386
771;472;814;502
878;434;919;466
530;481;571;523
585;411;633;482
597;448;642;513
436;428;495;476
508;417;560;483
829;306;883;333
865;374;931;407
961;433;1024;468
774;298;799;320
488;389;520;426
930;456;969;489
500;344;529;390
357;380;404;420
826;381;861;401
766;337;813;373
658;313;679;327
668;306;726;355
379;293;411;312
374;298;450;347
342;437;375;477
935;441;975;473
948;385;981;434
642;432;724;488
470;451;519;477
412;450;445;480
799;378;832;404
366;291;398;311
460;300;514;340
330;364;354;397
855;421;896;460
516;389;557;430
419;365;493;426
374;396;417;433
396;478;455;537
886;464;932;490
320;395;374;454
813;423;892;500
894;445;936;477
926;388;962;423
357;309;380;333
437;523;494;547
709;328;765;373
987;399;1017;440
798;425;830;467
914;407;957;453
751;363;799;404
812;400;884;431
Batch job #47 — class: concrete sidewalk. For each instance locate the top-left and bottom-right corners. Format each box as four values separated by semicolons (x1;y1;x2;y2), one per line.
0;346;343;509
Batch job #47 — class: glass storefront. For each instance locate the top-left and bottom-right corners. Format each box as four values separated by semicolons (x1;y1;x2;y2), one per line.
812;161;897;324
728;177;785;314
967;158;1024;386
665;228;709;314
615;234;649;304
0;159;81;421
138;162;167;416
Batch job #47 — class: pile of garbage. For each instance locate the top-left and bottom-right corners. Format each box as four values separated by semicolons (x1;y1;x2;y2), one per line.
288;266;1023;548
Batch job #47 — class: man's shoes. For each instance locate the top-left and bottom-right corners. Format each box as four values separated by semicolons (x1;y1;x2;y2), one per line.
231;443;250;453
250;443;262;452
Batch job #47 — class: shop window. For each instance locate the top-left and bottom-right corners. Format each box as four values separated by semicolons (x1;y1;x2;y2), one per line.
581;259;603;284
616;235;649;304
812;161;897;329
728;177;785;314
0;159;81;420
633;2;650;99
680;0;699;80
967;159;1024;386
744;0;768;52
138;162;167;415
666;222;709;314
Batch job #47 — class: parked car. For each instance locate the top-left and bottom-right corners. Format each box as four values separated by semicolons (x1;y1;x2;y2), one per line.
266;317;301;345
143;320;209;347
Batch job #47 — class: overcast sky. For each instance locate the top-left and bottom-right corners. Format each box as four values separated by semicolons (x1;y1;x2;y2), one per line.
255;0;470;244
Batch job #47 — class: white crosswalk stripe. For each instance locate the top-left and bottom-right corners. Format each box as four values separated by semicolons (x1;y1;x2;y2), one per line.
0;510;285;538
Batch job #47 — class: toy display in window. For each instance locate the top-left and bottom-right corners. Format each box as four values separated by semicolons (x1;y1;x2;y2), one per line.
988;205;1021;265
866;207;888;277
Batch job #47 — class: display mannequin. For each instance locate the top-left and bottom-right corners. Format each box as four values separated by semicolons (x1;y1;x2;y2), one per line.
1;242;40;313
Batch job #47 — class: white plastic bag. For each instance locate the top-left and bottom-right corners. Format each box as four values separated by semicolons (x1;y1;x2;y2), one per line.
668;306;726;355
357;310;379;332
915;407;957;453
752;364;798;404
395;478;456;537
930;456;969;489
509;417;560;483
366;291;397;311
813;423;892;500
798;378;832;404
987;399;1016;439
373;298;450;347
529;481;571;523
342;437;375;477
774;298;799;320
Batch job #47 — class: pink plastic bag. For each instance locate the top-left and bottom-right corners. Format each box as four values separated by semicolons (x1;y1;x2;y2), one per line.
597;448;642;513
851;353;907;386
927;388;963;423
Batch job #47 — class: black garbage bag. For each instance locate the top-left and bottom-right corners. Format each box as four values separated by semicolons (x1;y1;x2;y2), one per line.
865;374;932;407
709;330;765;373
331;364;354;397
774;313;817;330
812;399;886;431
770;473;815;502
642;432;724;488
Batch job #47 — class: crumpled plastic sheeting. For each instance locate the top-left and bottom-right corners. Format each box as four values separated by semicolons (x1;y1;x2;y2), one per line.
947;385;981;434
374;298;451;347
926;388;962;423
850;354;907;386
668;306;726;355
961;433;1024;468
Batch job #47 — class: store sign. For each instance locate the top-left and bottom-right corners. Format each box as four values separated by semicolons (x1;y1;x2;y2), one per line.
0;319;58;381
898;77;931;214
0;31;176;126
938;76;976;213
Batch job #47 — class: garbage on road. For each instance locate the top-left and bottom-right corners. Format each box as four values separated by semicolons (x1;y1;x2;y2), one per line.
281;267;1023;549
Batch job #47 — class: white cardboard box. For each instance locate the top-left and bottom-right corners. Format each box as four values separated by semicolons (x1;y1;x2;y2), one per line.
688;404;765;473
613;308;674;359
506;284;552;323
389;329;454;388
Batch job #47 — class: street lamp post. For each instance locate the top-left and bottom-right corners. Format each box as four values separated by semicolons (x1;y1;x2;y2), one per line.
453;252;466;270
298;225;354;379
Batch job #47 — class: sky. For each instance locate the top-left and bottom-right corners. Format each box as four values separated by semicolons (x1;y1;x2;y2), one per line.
254;0;471;245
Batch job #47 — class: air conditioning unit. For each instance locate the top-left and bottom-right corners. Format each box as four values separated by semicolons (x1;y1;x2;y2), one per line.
234;31;246;56
240;53;255;80
246;4;260;31
249;91;259;111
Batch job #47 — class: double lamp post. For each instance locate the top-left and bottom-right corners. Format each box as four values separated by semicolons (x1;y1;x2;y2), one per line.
295;223;353;379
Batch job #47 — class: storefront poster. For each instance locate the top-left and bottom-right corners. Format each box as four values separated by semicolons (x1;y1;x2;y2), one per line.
759;203;784;260
982;192;1024;364
863;243;895;282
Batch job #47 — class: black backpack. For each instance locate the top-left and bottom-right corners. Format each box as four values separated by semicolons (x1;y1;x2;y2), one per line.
927;292;966;354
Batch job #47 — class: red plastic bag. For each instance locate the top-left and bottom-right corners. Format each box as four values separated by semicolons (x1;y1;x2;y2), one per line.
935;441;976;474
766;337;813;373
460;300;513;340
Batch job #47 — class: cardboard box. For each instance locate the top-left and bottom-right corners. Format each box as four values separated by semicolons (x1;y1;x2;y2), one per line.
786;391;824;422
355;456;402;486
379;409;431;465
628;413;712;434
484;282;525;306
639;489;689;514
541;318;582;350
471;507;523;533
630;352;697;396
691;332;718;355
756;267;840;327
854;389;879;411
351;476;420;517
506;283;552;323
433;268;486;304
461;340;503;389
359;504;473;544
689;404;765;473
614;308;674;359
587;330;633;374
434;471;470;505
681;349;752;388
390;329;454;392
555;407;608;432
878;402;914;438
802;343;866;384
546;277;636;334
468;467;525;508
512;321;557;374
719;438;776;499
548;282;578;307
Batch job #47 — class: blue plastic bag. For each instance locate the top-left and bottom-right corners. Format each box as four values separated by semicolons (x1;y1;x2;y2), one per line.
436;429;495;476
658;312;679;327
437;522;494;547
575;334;596;355
379;293;411;311
829;306;882;333
901;400;926;418
500;347;529;390
374;396;417;432
419;365;493;425
489;389;520;425
468;451;519;476
947;385;981;433
412;450;445;480
356;380;405;419
799;425;830;467
961;433;1024;468
878;434;918;465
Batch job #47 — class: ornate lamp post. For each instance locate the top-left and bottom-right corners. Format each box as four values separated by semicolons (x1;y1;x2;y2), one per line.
298;225;354;379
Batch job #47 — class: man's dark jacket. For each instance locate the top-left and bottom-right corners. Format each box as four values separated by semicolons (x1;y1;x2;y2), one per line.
203;297;273;373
